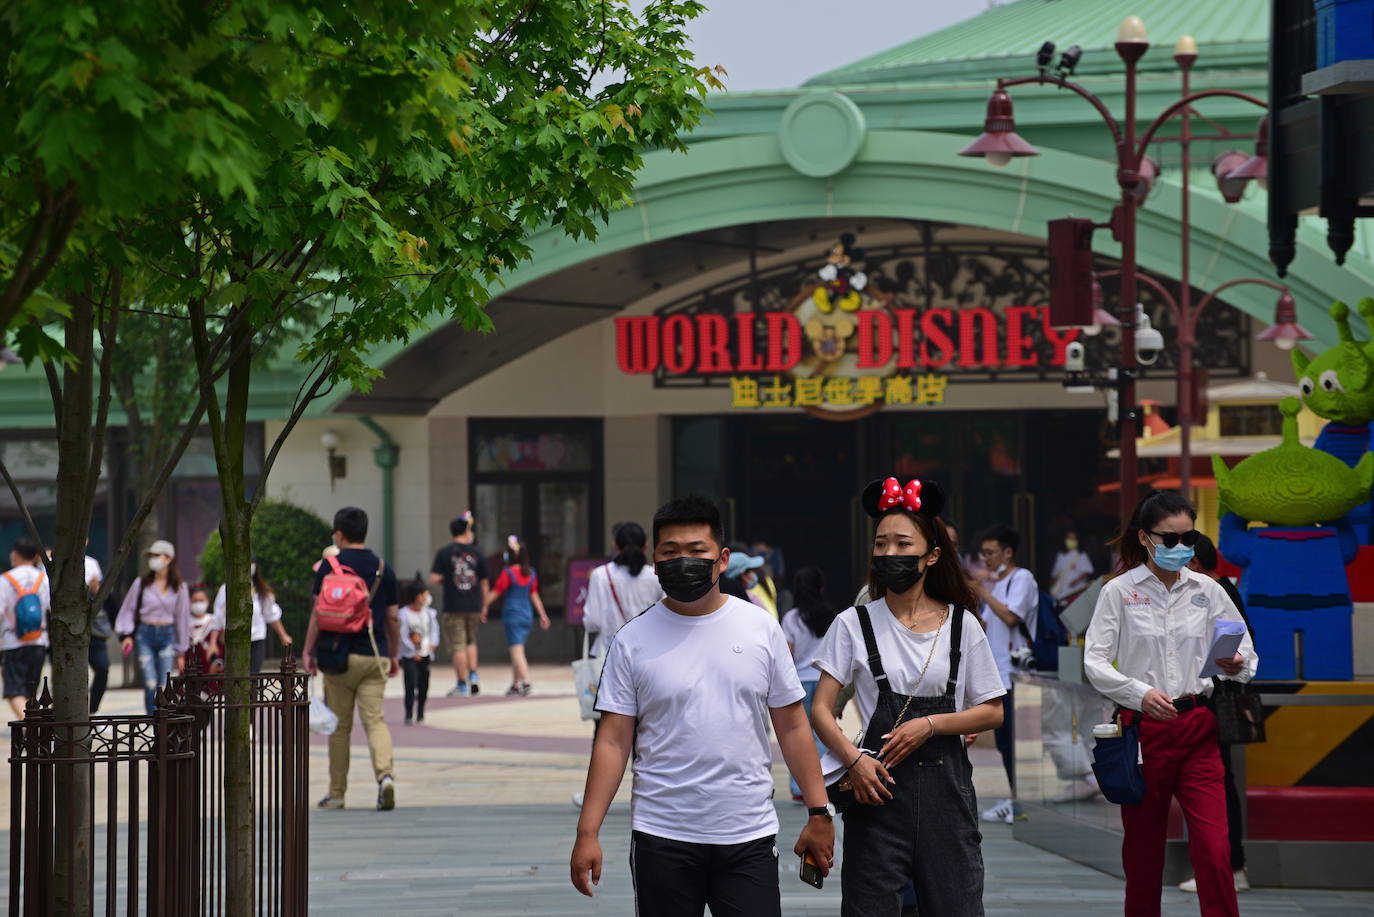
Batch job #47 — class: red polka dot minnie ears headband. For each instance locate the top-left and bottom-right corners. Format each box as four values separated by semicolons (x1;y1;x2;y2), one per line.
861;476;946;520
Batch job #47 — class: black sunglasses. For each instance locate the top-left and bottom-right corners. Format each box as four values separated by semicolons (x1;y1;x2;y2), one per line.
1146;529;1200;549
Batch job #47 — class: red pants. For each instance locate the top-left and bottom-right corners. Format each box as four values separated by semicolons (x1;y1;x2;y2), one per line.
1120;706;1237;917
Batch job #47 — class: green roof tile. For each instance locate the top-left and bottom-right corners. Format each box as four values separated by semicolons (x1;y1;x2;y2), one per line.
806;0;1269;87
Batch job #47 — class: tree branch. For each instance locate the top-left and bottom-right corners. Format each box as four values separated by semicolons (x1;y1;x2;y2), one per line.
250;356;337;516
0;458;52;579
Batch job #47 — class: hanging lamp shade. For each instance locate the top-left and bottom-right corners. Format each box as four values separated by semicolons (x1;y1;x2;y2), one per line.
1227;115;1268;189
959;89;1039;167
1256;291;1313;351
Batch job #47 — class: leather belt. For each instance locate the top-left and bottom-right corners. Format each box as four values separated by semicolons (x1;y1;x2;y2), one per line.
1171;694;1202;713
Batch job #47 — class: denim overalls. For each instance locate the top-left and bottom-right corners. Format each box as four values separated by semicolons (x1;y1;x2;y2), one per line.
840;605;986;917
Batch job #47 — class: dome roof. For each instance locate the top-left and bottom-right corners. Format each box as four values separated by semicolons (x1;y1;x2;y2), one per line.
805;0;1269;88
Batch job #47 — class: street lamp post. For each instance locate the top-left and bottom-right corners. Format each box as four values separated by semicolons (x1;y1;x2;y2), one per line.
960;15;1269;526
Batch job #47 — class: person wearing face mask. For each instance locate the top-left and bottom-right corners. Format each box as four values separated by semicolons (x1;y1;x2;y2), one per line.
187;585;224;674
810;477;1004;917
115;539;191;714
211;558;292;673
1050;530;1097;604
1085;491;1256;917
570;496;834;916
973;523;1038;825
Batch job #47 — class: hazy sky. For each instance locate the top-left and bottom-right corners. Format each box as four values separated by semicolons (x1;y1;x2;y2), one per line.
677;0;989;92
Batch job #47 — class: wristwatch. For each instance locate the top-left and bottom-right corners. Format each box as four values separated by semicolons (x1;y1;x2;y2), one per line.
807;803;836;820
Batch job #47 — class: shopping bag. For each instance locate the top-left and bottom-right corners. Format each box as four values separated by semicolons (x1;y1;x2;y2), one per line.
1210;677;1266;745
571;631;604;722
1091;716;1145;805
309;678;338;736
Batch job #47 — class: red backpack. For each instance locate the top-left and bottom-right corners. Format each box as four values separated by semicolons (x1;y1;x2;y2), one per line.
314;556;384;634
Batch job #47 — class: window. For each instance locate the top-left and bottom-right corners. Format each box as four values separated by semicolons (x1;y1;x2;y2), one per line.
1219;404;1283;437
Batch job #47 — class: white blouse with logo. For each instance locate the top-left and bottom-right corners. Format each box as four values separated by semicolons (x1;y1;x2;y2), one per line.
1084;565;1258;712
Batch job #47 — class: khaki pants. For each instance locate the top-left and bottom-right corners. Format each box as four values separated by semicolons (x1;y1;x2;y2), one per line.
324;653;393;799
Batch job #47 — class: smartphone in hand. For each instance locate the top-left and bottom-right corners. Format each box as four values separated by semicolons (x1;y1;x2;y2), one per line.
799;853;824;889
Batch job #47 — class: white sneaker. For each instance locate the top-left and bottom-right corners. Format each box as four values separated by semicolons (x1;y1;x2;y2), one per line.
1180;870;1249;894
1050;775;1102;803
571;792;584;809
376;775;395;811
981;798;1015;824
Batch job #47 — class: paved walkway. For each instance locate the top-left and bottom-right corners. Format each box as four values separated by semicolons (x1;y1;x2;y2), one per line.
8;664;1374;914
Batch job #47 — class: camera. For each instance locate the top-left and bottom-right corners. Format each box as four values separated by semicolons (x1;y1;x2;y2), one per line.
1064;340;1086;373
1134;304;1164;366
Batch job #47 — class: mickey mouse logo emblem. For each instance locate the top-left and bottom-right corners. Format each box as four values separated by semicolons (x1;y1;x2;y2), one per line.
732;644;744;654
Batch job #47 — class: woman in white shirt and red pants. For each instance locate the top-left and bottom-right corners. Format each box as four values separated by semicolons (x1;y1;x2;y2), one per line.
1085;492;1257;917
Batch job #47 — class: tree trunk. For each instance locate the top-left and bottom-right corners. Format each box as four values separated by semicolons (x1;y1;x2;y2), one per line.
49;299;97;917
209;310;256;917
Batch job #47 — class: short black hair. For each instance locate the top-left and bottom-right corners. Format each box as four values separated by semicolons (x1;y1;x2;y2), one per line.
450;516;470;537
1192;532;1219;572
652;496;723;549
979;523;1019;553
401;578;429;606
333;506;368;544
11;536;40;561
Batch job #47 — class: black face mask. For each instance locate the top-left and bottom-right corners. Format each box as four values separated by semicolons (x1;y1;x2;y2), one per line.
656;556;720;603
871;553;927;594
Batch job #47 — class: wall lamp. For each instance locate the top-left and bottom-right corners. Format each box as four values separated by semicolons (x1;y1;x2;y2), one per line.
321;429;346;491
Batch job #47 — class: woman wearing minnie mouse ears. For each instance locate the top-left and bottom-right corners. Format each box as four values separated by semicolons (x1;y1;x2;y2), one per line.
811;476;1007;916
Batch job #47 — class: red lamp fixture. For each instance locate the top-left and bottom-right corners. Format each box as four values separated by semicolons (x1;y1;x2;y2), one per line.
1226;115;1268;190
1083;275;1123;336
1256;291;1313;351
1130;155;1161;205
959;89;1039;167
1211;151;1251;203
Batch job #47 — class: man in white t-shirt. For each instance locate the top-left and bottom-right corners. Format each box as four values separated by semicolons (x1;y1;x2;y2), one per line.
570;496;834;916
1;537;51;718
975;523;1039;824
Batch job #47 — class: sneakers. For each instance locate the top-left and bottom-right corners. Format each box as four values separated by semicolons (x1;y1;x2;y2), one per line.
571;792;584;809
317;794;344;810
446;682;469;697
377;775;396;811
1049;774;1102;803
980;798;1025;824
404;715;413;726
469;671;480;696
520;683;531;696
1180;870;1249;894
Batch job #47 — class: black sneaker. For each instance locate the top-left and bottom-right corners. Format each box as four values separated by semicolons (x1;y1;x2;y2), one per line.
404;715;413;726
469;681;480;696
377;775;395;811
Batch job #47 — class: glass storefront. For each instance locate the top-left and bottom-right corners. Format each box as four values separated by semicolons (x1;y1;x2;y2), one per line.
470;419;602;611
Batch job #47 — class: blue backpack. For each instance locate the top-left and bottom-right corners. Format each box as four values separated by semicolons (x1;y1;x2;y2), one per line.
1030;590;1068;670
4;570;46;643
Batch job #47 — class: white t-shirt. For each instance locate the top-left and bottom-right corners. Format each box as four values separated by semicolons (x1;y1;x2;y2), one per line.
595;595;805;845
0;564;51;650
814;600;1005;781
584;562;662;656
979;567;1038;690
1050;550;1094;602
211;586;283;642
398;606;440;659
780;607;826;680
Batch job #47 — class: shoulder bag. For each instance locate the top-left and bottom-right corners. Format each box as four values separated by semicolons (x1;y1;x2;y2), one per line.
1091;710;1146;805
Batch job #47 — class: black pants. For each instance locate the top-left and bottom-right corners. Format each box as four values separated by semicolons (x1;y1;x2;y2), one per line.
250;639;267;674
630;831;779;917
992;686;1016;792
89;636;110;713
1221;743;1246;869
401;657;430;720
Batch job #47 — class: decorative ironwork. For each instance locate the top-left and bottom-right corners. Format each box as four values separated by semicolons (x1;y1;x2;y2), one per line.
650;236;1249;387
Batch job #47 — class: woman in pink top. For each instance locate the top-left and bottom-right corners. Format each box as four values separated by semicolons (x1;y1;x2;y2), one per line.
115;539;191;713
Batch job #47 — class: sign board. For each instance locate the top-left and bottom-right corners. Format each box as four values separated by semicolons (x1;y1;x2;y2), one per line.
563;557;604;627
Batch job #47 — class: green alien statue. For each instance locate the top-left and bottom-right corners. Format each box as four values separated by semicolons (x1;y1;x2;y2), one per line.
1291;298;1374;540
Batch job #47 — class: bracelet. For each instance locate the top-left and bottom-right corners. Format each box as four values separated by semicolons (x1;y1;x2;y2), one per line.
847;749;865;769
926;715;938;737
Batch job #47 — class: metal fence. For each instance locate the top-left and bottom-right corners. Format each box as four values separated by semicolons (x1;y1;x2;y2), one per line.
7;650;310;916
168;649;310;916
7;683;199;916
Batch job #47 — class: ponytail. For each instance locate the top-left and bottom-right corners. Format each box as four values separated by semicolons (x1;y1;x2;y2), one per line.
611;521;648;576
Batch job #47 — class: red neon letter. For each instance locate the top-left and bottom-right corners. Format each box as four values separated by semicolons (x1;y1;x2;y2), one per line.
662;314;696;375
695;314;732;373
857;310;893;369
615;317;659;374
920;308;955;368
764;312;802;372
1040;307;1082;366
894;309;918;370
735;313;764;372
1003;306;1040;368
957;308;1000;368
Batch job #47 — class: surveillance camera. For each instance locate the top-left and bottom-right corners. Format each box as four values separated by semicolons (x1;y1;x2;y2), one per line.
1133;303;1165;366
1064;340;1086;373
